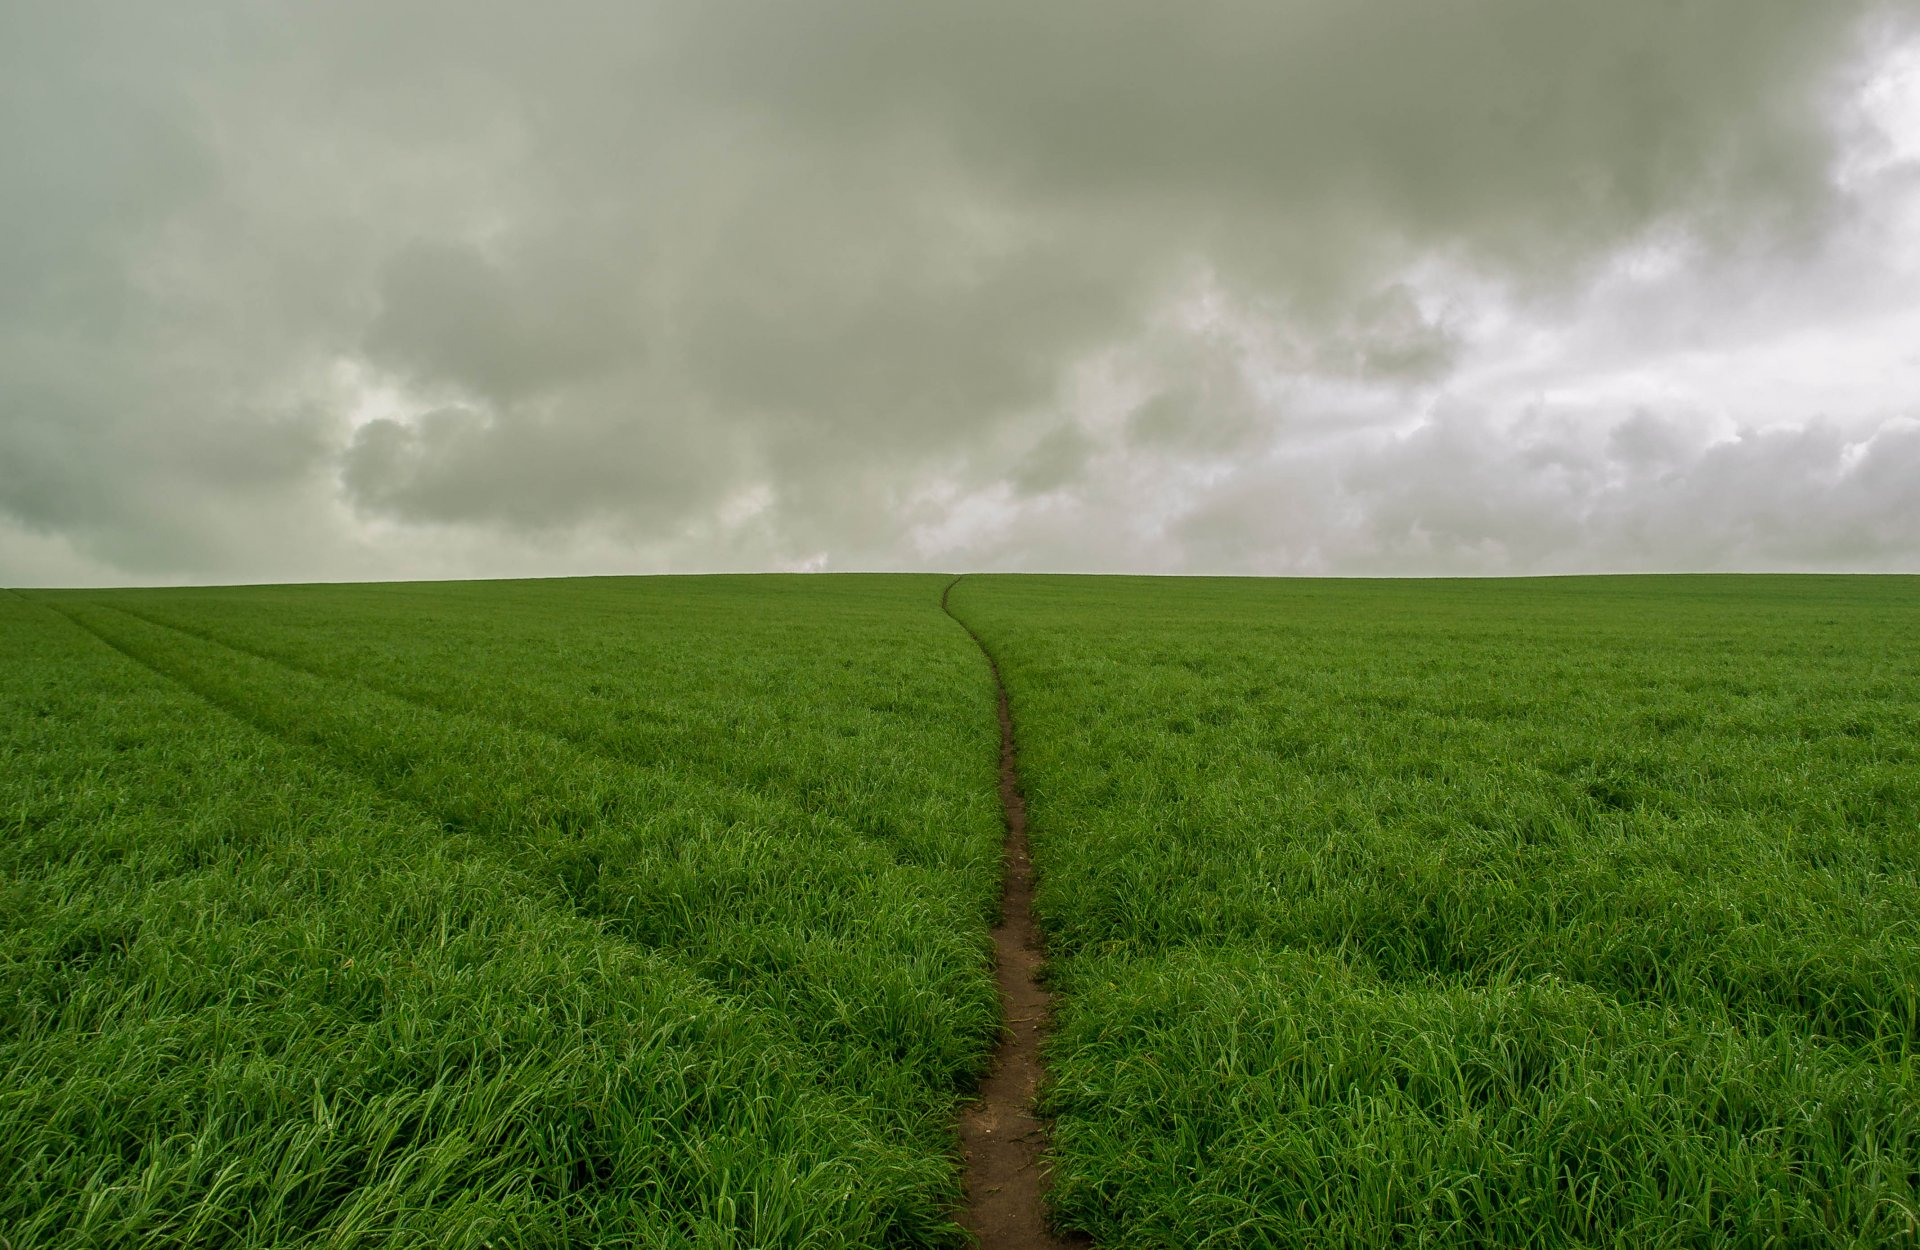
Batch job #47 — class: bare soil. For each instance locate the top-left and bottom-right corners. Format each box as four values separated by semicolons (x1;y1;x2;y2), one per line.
943;579;1087;1250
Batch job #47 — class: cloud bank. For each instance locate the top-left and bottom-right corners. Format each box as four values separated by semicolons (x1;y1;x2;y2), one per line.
3;1;1918;584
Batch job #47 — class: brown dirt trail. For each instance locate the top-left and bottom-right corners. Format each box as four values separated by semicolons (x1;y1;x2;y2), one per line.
941;577;1087;1250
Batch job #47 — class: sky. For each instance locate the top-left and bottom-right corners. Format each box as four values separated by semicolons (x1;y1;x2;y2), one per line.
4;2;1919;586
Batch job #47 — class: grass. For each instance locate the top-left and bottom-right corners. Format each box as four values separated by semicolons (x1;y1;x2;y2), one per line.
947;574;1920;1248
8;572;1918;1247
2;577;1003;1248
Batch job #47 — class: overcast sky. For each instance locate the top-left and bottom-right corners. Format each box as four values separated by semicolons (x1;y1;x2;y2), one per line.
5;3;1919;585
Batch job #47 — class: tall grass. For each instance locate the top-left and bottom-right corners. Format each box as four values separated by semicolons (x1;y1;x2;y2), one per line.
4;577;1003;1248
16;571;1915;1246
953;574;1920;1248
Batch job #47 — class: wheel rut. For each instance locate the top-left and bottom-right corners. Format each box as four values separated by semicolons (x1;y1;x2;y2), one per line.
942;577;1085;1250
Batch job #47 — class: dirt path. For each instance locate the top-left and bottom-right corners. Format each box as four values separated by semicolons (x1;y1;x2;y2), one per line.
942;578;1086;1250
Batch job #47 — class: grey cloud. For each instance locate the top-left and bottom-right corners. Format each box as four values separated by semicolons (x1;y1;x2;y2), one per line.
2;1;1917;583
1607;410;1702;472
340;397;732;531
678;0;1899;309
1158;407;1920;577
1629;419;1920;568
366;241;647;402
1010;425;1096;499
1317;286;1462;385
0;9;218;331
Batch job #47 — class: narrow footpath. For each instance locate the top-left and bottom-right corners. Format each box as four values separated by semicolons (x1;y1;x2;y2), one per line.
941;577;1085;1250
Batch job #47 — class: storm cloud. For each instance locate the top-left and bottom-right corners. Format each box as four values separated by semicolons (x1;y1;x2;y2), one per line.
3;2;1918;583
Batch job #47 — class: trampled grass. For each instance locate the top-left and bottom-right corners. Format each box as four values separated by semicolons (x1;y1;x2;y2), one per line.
948;574;1920;1248
3;577;1003;1247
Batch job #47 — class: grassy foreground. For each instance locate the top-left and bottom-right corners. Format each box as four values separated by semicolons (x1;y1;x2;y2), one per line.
2;577;1003;1247
8;573;1918;1247
948;575;1920;1248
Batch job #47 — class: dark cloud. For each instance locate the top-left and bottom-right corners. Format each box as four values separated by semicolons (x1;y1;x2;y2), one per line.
2;1;1917;583
365;241;647;402
339;398;727;531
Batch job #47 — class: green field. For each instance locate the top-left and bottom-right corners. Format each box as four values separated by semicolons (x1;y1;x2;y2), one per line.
6;574;1918;1247
2;578;1003;1247
950;575;1920;1247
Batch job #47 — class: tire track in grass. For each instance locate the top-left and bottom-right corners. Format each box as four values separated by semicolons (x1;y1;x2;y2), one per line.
86;601;959;878
16;594;969;1248
942;576;1085;1250
104;600;686;792
33;598;500;850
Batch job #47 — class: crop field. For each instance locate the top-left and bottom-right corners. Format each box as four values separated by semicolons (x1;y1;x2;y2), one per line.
950;574;1920;1247
2;577;1003;1247
5;573;1919;1248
